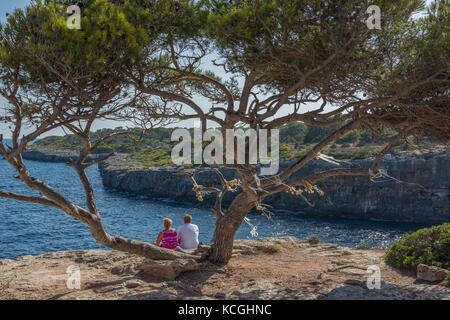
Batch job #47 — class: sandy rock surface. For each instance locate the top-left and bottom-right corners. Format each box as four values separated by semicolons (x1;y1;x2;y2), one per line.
416;264;450;283
0;237;448;300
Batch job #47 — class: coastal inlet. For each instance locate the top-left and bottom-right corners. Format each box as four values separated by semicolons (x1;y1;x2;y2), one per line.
0;154;439;259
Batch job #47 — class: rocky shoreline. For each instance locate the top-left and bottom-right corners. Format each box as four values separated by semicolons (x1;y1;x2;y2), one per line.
98;152;450;224
0;237;448;300
21;147;449;223
22;147;108;163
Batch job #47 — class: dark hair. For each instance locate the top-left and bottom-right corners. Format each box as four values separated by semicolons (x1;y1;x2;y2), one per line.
184;214;192;224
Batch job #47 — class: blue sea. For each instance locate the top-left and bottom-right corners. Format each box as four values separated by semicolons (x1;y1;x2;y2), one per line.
0;141;433;259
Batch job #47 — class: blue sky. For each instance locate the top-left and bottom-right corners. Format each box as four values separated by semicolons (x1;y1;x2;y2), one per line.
0;0;30;18
0;0;434;138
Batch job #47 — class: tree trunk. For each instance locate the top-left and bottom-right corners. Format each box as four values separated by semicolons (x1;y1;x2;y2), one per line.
209;193;254;264
209;218;237;264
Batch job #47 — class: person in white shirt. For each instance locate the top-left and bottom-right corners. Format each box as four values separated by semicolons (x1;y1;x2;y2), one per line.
177;214;199;249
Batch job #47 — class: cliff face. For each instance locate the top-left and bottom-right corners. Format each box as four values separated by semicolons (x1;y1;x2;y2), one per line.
99;152;449;224
22;148;107;163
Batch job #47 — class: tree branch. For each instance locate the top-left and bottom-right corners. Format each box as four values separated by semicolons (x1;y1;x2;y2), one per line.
0;190;62;209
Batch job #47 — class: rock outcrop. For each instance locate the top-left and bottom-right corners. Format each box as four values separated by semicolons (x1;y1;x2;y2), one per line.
417;264;450;283
99;152;450;223
141;258;200;280
0;237;448;300
22;148;108;163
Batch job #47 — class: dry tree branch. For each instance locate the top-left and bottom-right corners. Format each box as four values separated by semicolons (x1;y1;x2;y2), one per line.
174;168;242;219
0;190;62;209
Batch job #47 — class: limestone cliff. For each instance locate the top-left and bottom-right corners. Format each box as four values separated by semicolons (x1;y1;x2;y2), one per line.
22;148;107;163
98;152;449;224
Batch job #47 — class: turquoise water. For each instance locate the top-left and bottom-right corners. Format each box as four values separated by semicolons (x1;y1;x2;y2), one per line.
0;159;432;259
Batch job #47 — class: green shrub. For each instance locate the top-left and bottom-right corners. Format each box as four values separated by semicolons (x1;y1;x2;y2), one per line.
262;244;283;254
385;223;450;270
128;148;172;167
292;147;313;160
279;122;308;144
349;149;372;160
446;274;450;286
356;243;370;250
337;130;359;144
307;236;322;245
279;144;291;161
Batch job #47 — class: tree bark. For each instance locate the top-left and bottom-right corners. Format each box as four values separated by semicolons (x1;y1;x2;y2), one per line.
209;193;254;264
209;218;237;264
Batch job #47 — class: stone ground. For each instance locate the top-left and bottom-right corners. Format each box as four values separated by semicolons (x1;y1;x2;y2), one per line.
0;237;448;300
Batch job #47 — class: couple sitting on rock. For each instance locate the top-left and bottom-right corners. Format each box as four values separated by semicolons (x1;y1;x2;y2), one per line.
155;214;199;250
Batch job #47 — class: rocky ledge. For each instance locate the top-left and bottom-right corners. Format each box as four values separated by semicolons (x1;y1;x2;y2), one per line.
22;147;108;163
0;237;448;300
99;152;450;223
